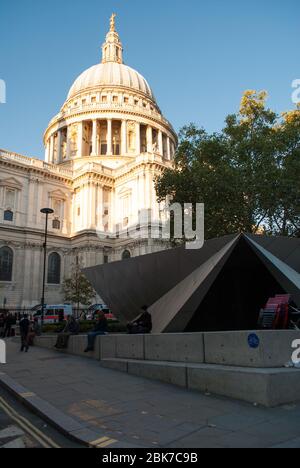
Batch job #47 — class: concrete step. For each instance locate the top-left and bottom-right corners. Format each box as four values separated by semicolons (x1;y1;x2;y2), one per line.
100;358;300;408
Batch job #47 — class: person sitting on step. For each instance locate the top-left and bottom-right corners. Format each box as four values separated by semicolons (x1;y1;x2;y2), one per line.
55;316;80;350
127;305;152;335
84;311;108;352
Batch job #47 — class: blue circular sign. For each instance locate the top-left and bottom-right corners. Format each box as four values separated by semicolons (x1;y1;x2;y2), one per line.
248;334;260;349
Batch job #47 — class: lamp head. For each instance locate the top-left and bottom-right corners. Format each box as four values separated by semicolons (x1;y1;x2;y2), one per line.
40;208;54;215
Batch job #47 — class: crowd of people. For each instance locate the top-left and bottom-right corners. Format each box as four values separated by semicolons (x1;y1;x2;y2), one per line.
0;312;16;338
0;312;42;353
57;305;153;353
0;305;153;354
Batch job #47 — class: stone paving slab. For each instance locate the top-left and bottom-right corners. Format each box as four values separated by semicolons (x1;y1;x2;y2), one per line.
1;340;300;448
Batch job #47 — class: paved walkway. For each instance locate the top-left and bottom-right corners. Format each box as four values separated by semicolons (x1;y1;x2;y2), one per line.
1;340;300;448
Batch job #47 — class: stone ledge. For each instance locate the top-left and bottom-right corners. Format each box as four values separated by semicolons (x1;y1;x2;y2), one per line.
35;330;299;368
204;330;300;368
100;358;300;407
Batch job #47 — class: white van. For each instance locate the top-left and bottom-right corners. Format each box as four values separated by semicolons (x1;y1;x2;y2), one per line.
33;305;73;324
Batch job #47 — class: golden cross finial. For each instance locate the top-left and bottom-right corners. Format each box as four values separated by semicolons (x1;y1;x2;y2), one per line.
110;13;116;32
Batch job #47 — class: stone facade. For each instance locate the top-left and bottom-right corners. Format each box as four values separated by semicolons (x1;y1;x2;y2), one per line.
0;16;177;308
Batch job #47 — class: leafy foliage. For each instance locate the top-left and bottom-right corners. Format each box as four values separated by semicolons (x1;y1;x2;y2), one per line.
42;320;127;334
155;91;300;238
63;260;96;310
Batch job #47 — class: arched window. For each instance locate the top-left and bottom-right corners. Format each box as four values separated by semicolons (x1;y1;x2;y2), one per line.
4;210;13;222
122;250;131;260
0;247;13;282
47;253;61;285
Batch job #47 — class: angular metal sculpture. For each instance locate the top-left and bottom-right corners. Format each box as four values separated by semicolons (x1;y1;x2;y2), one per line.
245;235;300;307
83;233;300;333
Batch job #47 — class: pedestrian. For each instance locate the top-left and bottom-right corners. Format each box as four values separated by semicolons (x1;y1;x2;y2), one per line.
3;313;14;338
84;311;108;352
55;316;80;350
19;315;31;352
127;305;153;335
0;313;5;338
27;318;41;347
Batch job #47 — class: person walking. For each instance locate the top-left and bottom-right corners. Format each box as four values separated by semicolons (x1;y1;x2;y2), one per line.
27;318;41;347
3;313;14;338
0;314;5;338
19;315;31;352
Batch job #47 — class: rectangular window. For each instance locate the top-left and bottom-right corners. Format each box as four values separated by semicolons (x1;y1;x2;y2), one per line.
4;210;13;222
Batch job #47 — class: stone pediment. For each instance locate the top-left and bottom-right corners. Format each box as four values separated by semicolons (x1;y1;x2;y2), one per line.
0;177;23;190
49;189;68;200
118;186;132;197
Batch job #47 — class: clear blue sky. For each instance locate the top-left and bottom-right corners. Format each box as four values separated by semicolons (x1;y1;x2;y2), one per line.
0;0;299;158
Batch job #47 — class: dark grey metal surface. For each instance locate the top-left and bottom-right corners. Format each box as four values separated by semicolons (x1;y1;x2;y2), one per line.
150;236;240;333
83;233;300;332
246;234;300;273
246;236;300;307
83;234;238;324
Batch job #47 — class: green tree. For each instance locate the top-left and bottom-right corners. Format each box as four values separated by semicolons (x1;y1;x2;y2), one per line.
268;105;300;236
155;91;300;239
63;259;96;313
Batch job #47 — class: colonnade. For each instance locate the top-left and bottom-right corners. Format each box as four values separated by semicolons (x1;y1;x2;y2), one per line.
46;119;175;164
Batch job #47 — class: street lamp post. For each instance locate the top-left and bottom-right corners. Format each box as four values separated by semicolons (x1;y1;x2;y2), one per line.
40;208;54;331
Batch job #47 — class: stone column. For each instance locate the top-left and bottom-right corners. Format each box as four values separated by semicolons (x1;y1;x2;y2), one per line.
45;141;50;163
121;120;127;155
107;119;112;156
91;120;98;156
56;130;62;163
97;121;101;155
26;177;35;225
96;184;104;231
49;135;55;164
158;130;163;156
77;122;83;158
147;126;153;153
135;122;141;155
91;183;97;228
66;127;71;159
167;137;171;160
83;184;88;227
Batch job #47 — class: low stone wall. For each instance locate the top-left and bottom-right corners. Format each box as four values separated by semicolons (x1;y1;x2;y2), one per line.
36;330;300;368
204;330;300;368
145;333;205;363
35;335;102;360
100;333;205;363
35;335;57;349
